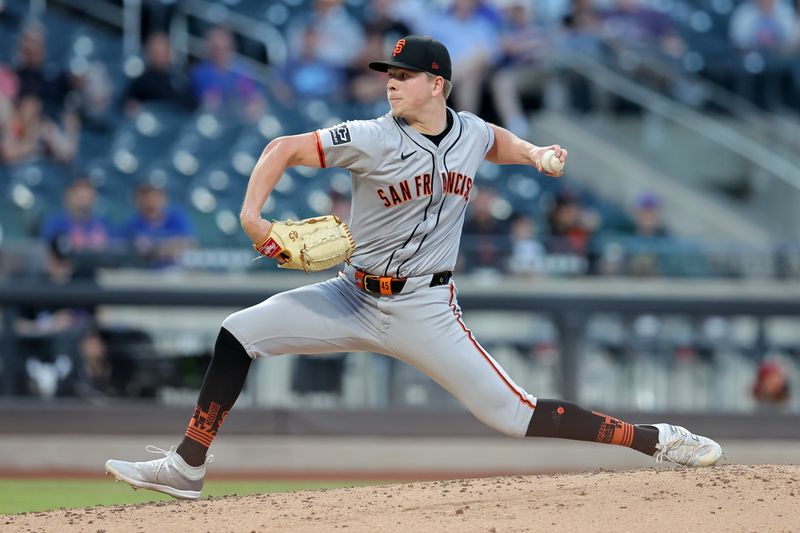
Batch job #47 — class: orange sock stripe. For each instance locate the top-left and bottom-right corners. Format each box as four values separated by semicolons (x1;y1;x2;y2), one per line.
593;413;635;447
185;428;213;447
616;421;626;445
613;421;625;446
185;427;214;448
449;285;536;411
185;429;212;448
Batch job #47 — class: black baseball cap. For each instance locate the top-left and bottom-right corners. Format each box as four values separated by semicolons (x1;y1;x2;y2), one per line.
369;35;452;81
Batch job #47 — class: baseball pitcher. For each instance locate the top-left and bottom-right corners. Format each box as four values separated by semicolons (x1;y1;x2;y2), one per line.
106;36;722;500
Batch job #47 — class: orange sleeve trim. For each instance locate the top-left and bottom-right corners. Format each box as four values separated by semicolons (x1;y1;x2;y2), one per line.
314;130;327;168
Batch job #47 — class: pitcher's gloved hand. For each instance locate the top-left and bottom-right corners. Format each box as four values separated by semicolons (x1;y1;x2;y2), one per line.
253;215;356;273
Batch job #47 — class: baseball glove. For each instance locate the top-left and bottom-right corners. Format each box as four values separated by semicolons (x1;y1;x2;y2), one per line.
253;215;356;273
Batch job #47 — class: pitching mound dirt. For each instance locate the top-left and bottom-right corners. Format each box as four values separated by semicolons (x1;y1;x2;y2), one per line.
5;465;799;532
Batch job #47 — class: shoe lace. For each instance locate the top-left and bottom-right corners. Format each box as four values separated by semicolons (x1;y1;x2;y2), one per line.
654;435;702;465
144;445;176;479
143;445;215;475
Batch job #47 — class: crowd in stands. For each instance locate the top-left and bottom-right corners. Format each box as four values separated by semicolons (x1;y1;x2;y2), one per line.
3;0;790;280
0;0;798;402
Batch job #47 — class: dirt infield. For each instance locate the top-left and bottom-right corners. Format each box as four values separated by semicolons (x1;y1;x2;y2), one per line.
5;465;798;532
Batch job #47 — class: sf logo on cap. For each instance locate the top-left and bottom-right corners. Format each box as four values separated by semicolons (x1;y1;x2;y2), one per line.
393;39;406;57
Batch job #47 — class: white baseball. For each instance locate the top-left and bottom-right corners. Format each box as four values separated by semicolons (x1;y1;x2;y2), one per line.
541;149;564;174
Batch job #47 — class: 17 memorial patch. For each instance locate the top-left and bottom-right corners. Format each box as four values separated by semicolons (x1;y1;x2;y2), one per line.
330;125;351;145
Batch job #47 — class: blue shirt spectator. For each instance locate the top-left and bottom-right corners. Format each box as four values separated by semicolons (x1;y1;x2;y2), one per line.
40;179;112;253
121;206;193;243
190;27;265;119
276;27;347;102
122;183;196;267
41;212;111;251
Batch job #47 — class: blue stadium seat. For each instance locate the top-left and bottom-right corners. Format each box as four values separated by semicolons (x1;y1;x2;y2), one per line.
228;129;269;178
189;161;245;209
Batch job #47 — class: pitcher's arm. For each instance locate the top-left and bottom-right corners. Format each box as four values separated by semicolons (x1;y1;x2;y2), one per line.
239;132;322;242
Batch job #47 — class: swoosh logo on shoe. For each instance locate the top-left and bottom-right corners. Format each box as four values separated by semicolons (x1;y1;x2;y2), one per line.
401;151;416;160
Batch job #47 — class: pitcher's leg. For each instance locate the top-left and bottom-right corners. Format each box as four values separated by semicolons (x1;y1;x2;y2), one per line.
179;277;379;463
388;284;720;466
223;276;381;358
176;327;251;466
106;278;383;498
104;326;248;498
389;285;536;437
526;399;658;456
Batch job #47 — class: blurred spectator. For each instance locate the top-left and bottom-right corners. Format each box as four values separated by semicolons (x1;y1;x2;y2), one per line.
490;0;551;137
13;21;71;118
729;0;798;109
124;32;197;114
462;186;511;271
545;189;599;271
599;0;686;59
190;26;266;119
288;0;366;71
560;0;603;112
423;0;500;113
562;0;602;37
0;91;80;165
507;212;545;275
40;178;112;260
632;192;668;238
752;360;790;407
595;0;686;112
14;179;111;397
274;26;347;104
364;0;413;45
121;182;196;267
729;0;798;52
14;19;113;126
14;237;111;398
348;0;414;107
624;192;669;276
346;28;391;106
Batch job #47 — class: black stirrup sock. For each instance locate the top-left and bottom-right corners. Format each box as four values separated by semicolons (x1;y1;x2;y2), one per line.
176;327;252;466
526;399;658;456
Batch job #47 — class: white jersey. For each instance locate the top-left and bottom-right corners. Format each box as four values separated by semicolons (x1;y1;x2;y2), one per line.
315;108;495;278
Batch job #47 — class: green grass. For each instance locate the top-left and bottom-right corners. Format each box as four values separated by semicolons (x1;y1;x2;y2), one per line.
0;478;378;515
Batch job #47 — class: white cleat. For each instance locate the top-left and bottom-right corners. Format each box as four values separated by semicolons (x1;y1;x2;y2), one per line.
650;423;722;467
104;446;212;500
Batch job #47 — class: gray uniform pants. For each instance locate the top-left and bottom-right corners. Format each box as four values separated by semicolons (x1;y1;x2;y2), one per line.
222;273;536;437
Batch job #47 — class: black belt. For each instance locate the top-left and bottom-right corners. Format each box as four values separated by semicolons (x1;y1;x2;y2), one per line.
354;269;452;295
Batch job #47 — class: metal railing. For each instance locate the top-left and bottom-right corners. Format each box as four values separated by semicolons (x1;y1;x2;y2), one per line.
2;276;800;407
558;54;800;194
41;0;139;57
